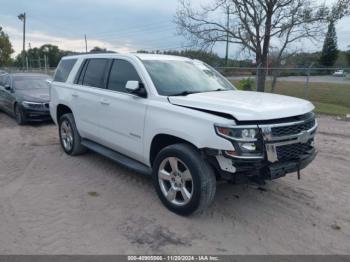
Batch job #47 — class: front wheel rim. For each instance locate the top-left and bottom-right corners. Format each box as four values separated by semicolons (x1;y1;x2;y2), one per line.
158;157;194;206
60;120;73;151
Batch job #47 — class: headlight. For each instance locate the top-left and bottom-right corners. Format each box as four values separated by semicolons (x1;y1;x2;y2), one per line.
215;125;263;157
215;126;259;141
22;101;45;109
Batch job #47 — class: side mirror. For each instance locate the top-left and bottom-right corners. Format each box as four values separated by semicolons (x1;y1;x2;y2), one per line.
125;80;140;92
125;80;147;98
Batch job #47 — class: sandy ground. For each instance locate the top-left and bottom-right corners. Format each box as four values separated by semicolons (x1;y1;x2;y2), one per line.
0;112;349;255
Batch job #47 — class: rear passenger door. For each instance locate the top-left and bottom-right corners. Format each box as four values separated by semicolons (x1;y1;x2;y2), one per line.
73;58;111;142
97;59;148;163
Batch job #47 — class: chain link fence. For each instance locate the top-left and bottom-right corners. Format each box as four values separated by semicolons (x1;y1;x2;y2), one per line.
0;67;56;76
216;66;350;116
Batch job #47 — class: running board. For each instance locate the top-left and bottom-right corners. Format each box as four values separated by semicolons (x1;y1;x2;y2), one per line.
81;139;152;176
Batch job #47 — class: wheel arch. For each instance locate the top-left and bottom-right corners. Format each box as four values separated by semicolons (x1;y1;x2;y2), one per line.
149;133;199;167
56;104;72;122
13;101;18;113
13;101;20;116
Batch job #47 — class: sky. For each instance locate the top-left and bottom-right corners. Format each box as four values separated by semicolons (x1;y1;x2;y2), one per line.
0;0;349;59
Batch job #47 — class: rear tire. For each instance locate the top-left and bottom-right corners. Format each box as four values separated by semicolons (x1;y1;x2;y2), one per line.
153;143;216;216
58;113;86;155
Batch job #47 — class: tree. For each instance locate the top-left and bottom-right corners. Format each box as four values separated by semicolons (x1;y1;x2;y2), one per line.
166;49;223;66
175;0;350;92
320;20;339;67
14;44;73;68
90;46;107;53
0;27;14;66
137;49;252;67
90;46;115;53
40;44;67;67
347;47;350;66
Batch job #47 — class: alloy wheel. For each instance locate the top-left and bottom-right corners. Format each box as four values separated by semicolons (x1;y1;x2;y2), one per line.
158;157;194;206
60;120;74;151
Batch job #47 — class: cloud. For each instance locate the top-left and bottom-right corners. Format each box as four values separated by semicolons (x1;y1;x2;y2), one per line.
1;0;349;59
3;26;136;56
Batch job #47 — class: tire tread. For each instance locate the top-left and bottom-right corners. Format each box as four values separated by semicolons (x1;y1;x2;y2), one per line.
59;113;86;156
153;143;216;216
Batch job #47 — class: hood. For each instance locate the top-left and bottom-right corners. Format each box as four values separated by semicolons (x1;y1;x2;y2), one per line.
16;88;50;103
168;90;314;121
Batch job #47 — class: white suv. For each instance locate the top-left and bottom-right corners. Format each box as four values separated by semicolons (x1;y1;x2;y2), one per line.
50;53;317;215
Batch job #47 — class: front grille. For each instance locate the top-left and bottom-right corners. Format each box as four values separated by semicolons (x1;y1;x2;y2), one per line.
276;141;313;161
271;118;315;137
44;103;50;109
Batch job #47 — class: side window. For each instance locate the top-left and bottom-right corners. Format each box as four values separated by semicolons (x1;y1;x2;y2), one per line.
82;59;109;89
54;59;77;82
75;59;89;85
107;59;141;93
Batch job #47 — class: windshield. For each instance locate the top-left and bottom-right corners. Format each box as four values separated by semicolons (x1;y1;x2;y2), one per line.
13;76;50;90
142;60;235;96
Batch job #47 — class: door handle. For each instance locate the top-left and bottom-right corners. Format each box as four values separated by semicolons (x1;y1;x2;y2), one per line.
100;99;110;105
72;93;78;98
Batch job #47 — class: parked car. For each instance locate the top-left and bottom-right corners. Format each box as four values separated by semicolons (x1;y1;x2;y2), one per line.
50;54;317;215
0;73;52;124
333;70;346;77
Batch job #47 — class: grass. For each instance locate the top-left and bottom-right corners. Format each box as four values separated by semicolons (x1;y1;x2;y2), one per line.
231;80;350;116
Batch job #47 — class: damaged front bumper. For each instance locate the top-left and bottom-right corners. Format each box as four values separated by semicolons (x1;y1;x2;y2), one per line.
206;113;318;182
263;148;317;180
207;147;316;182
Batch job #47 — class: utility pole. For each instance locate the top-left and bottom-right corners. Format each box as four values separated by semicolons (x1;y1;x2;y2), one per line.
225;6;230;66
44;54;48;73
18;12;26;69
84;34;88;53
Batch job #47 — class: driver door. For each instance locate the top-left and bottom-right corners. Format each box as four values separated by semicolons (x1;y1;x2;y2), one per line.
97;59;148;163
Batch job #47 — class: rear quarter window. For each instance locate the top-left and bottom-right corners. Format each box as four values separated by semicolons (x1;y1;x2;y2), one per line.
54;59;77;82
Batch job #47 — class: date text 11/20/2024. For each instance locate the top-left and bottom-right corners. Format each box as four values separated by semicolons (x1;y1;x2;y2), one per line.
127;255;219;261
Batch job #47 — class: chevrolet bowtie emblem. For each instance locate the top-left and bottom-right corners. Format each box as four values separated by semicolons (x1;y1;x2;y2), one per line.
298;131;310;143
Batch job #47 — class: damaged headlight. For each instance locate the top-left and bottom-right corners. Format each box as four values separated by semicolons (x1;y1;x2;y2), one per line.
215;125;263;157
215;126;259;141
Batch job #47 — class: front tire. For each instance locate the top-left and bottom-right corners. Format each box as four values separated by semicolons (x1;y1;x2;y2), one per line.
153;143;216;216
14;104;26;125
58;113;86;155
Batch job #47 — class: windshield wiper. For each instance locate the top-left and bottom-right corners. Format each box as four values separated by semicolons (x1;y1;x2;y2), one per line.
170;91;201;96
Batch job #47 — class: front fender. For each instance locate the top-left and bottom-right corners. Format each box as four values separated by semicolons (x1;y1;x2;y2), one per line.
143;102;235;165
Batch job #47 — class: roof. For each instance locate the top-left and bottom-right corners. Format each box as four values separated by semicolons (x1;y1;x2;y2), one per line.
135;53;192;61
61;53;192;62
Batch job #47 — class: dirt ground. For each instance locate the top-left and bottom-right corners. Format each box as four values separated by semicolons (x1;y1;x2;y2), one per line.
0;112;349;255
